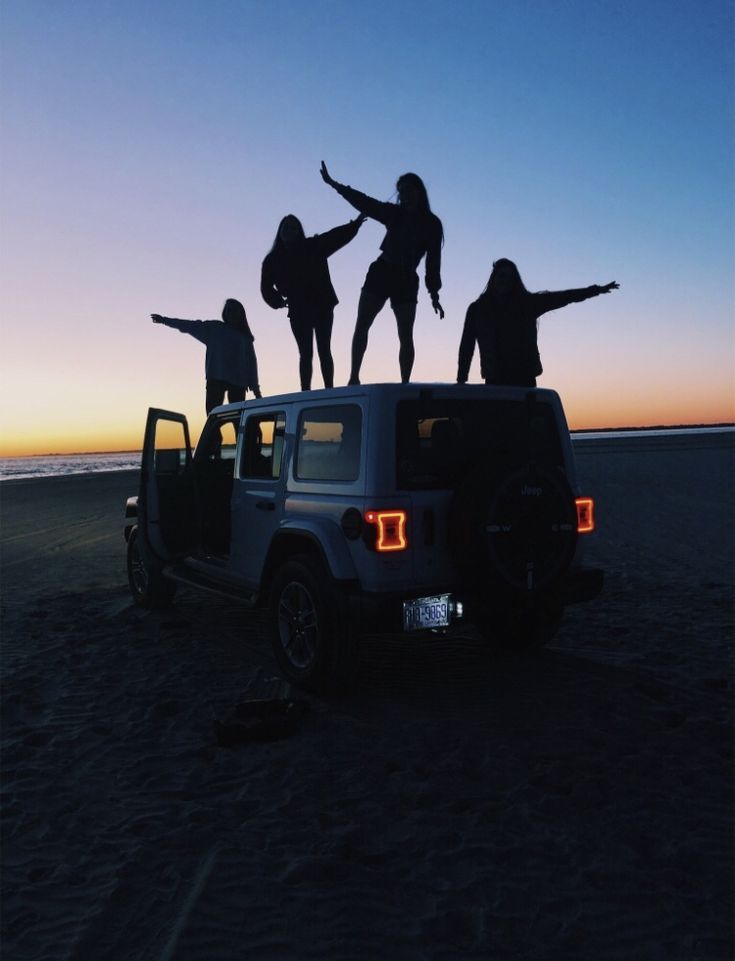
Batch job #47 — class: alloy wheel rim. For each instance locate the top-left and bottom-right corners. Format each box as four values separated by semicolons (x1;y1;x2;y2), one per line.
277;580;318;670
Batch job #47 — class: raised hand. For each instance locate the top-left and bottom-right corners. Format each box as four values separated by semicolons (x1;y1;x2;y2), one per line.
320;161;336;187
597;281;619;294
151;313;164;323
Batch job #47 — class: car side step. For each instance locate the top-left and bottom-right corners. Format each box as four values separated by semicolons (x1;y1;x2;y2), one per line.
164;564;258;606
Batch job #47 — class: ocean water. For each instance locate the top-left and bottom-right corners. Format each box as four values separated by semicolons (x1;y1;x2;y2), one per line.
1;426;732;481
571;426;734;441
0;451;141;482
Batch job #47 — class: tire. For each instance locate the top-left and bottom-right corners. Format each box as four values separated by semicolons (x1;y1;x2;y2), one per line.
268;554;356;695
449;461;578;597
127;525;176;609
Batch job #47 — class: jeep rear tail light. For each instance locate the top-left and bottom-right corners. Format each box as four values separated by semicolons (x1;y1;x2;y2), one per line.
575;497;595;534
363;510;408;552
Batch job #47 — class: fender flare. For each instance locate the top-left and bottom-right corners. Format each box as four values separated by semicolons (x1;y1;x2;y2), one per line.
260;519;359;597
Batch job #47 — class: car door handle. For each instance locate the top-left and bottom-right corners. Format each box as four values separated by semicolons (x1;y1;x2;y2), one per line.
256;500;275;511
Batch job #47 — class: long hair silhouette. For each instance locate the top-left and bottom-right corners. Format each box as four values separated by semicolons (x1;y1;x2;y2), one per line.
222;298;254;339
458;260;619;387
397;173;430;210
267;215;306;258
396;173;444;244
482;258;528;297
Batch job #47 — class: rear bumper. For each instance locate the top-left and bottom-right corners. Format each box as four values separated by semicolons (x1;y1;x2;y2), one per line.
353;589;464;635
349;566;604;634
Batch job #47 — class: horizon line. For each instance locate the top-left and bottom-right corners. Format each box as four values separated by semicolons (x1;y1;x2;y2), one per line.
2;421;734;459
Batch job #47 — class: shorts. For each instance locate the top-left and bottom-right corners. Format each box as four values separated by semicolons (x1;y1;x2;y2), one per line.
362;257;419;309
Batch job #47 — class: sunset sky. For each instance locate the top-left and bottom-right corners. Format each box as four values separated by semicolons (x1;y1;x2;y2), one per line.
1;0;733;456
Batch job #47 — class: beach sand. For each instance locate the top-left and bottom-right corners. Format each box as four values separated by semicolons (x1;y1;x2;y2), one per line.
1;435;733;960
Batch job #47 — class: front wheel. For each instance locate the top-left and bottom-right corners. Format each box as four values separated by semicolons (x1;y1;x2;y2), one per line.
268;554;356;695
127;525;176;609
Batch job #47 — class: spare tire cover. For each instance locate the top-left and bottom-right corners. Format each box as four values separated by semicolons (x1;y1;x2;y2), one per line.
449;462;578;593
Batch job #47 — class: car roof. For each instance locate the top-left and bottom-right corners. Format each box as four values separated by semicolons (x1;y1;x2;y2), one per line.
209;383;562;415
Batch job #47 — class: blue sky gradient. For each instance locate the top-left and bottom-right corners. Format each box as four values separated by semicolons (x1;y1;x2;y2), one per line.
1;0;732;453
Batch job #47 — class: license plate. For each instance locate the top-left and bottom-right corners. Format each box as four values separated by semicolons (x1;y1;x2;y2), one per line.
403;594;451;631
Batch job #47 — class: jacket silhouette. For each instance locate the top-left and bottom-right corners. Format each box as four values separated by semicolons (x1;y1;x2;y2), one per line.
261;218;362;314
152;298;261;412
457;260;619;387
328;184;443;302
261;215;363;390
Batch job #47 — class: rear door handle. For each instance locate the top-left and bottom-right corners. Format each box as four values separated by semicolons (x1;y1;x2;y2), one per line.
256;501;275;511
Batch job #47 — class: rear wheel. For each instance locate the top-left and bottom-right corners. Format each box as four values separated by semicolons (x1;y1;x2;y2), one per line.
268;554;356;695
127;525;176;609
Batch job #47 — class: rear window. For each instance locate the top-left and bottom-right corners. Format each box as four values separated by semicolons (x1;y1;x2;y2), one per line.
296;405;362;482
396;398;563;489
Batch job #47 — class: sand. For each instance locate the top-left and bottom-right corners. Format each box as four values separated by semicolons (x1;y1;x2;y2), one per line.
1;434;733;961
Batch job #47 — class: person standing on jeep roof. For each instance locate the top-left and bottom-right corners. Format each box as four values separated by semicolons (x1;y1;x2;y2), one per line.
151;298;262;412
260;213;365;391
319;161;445;385
457;259;619;387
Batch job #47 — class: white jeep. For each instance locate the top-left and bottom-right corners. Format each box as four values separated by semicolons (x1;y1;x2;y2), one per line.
125;384;602;693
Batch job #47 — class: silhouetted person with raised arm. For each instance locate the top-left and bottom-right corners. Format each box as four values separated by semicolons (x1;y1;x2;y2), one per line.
151;298;261;413
260;213;365;390
457;259;619;387
320;161;444;384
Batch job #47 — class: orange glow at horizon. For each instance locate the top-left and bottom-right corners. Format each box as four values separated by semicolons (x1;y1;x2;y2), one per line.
0;413;208;459
558;379;735;434
0;394;733;458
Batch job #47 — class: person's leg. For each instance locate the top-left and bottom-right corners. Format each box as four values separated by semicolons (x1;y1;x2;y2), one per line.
313;310;335;388
226;384;246;404
206;380;226;413
394;301;418;383
289;314;314;390
349;289;385;385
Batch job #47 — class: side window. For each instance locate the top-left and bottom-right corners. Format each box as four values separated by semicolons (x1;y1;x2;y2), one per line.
153;419;189;474
241;412;286;480
197;417;238;463
296;405;362;482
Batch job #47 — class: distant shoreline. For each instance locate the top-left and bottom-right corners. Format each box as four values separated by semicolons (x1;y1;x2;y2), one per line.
572;422;734;435
1;449;141;459
1;424;733;483
2;423;734;460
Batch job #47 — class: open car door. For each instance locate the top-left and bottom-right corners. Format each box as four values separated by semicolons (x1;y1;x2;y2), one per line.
139;408;200;562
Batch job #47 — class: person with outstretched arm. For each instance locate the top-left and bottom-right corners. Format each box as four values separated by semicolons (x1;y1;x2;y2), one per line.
260;213;365;390
152;298;261;412
457;258;619;387
320;161;444;384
